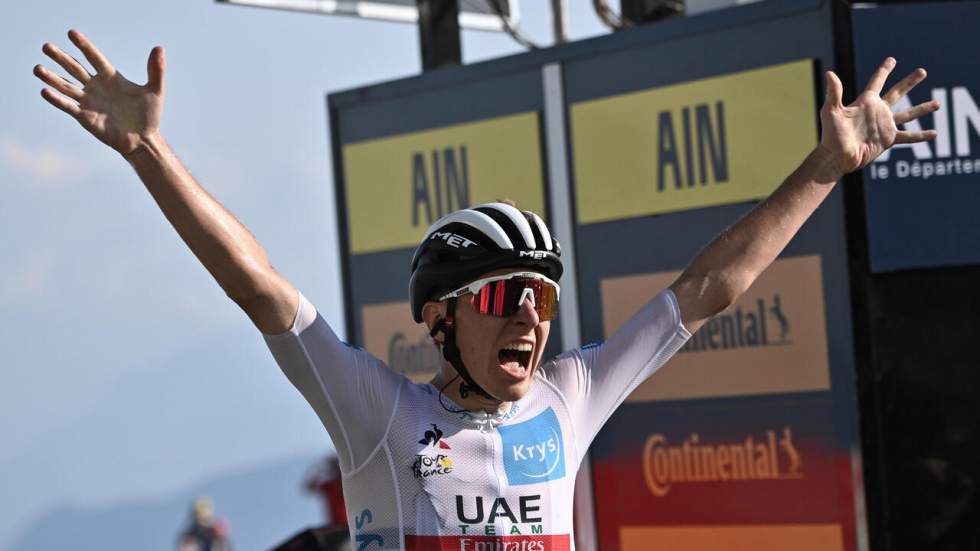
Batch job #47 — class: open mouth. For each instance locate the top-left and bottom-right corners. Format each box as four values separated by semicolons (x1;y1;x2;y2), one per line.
498;342;533;375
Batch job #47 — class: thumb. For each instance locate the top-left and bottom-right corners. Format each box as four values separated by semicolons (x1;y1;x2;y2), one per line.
825;70;843;110
147;46;165;95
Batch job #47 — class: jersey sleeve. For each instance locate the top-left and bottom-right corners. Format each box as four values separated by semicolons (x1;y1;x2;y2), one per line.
262;290;405;474
538;289;691;459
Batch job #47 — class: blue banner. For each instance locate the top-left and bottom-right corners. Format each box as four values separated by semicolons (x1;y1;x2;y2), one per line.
853;2;980;272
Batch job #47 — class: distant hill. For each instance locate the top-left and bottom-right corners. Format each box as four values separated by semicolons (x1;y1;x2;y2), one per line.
7;451;326;551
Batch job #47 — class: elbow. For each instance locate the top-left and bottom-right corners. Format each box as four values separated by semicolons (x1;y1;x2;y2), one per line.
225;270;299;335
223;280;265;309
707;283;740;318
220;260;278;308
677;270;746;318
712;270;756;316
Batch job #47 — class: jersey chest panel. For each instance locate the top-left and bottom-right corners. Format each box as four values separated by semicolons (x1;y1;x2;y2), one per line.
380;383;578;546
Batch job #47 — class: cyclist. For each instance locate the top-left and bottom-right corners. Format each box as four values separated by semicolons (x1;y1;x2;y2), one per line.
35;29;938;550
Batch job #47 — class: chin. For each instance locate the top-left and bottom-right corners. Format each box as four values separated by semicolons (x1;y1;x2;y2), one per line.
494;377;535;402
493;387;525;402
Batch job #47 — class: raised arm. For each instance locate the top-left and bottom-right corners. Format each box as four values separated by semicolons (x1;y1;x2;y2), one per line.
34;29;296;334
670;59;939;333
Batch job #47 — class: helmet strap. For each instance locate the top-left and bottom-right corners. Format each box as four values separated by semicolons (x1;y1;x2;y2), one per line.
429;297;496;402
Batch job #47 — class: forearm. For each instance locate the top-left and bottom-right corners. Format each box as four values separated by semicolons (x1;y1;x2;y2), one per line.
674;145;844;320
124;131;277;304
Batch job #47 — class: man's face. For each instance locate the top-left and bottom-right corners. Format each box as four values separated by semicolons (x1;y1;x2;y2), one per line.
442;268;552;403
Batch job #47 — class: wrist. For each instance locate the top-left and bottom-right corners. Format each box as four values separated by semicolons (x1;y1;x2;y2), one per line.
123;130;166;166
808;144;847;184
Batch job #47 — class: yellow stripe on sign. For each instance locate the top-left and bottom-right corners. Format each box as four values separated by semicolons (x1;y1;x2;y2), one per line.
620;524;844;551
572;59;817;224
342;112;546;254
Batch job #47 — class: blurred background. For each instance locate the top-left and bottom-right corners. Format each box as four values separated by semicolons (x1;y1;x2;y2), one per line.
0;1;611;549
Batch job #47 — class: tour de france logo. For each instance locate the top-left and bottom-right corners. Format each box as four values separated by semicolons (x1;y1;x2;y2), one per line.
412;424;454;479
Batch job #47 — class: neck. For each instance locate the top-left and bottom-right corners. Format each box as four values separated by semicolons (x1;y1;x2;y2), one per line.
430;366;512;416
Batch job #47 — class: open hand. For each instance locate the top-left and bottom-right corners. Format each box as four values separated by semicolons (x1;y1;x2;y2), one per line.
820;58;939;175
33;29;165;157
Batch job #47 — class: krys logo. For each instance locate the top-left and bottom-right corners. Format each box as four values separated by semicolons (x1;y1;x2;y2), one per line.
412;424;453;479
499;408;565;485
642;427;803;497
679;293;790;353
870;86;980;181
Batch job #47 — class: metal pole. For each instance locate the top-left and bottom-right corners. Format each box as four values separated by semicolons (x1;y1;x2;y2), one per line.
416;0;462;71
542;61;594;550
551;0;569;43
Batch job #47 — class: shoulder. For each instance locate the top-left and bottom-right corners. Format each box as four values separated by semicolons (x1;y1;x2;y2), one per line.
533;347;591;398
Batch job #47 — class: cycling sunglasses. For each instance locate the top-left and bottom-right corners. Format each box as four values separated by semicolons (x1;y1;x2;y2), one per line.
439;271;561;321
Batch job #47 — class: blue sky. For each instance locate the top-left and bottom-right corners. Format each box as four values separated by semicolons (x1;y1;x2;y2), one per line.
0;1;608;548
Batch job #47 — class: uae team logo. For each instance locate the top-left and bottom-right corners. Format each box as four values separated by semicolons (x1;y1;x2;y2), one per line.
412;424;454;479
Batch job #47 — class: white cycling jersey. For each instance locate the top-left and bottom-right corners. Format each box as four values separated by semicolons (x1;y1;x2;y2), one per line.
263;289;690;551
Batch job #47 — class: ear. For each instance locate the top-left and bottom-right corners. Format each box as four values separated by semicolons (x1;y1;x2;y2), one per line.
421;300;447;343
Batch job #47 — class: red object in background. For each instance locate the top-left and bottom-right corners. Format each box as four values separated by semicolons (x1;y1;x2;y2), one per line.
213;518;231;539
305;456;348;527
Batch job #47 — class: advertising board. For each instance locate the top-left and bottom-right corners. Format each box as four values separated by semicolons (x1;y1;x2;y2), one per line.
572;59;817;224
591;394;852;551
561;8;862;544
600;255;831;401
362;301;440;382
330;3;867;548
853;2;980;271
343;112;546;254
591;256;856;550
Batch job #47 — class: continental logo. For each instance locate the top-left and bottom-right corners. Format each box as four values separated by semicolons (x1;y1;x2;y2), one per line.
362;301;440;382
680;293;790;353
600;255;830;401
642;428;803;497
342;112;546;254
572;59;817;224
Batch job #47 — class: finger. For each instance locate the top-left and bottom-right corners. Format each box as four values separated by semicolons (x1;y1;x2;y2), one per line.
146;46;165;95
40;88;81;118
825;70;844;110
42;42;92;84
895;129;937;144
894;100;940;125
883;68;927;106
33;64;84;101
68;29;115;75
864;57;896;96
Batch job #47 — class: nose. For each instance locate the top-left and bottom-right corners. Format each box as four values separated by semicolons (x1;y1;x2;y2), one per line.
513;293;540;327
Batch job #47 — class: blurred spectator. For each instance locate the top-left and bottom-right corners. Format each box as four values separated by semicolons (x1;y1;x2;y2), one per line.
178;496;232;551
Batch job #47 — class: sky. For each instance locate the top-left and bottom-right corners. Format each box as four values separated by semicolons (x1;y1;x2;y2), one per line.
0;1;609;548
